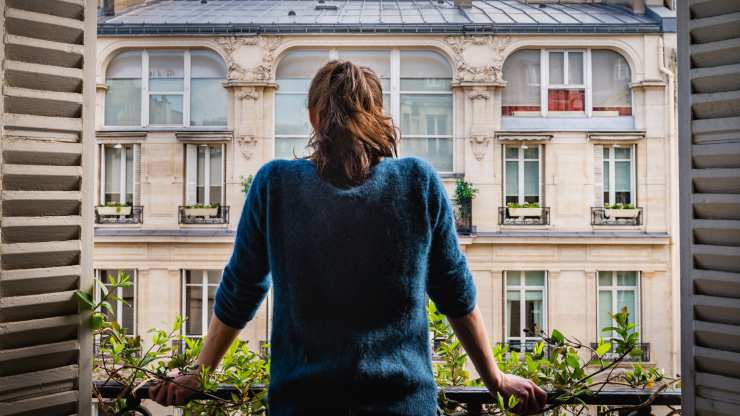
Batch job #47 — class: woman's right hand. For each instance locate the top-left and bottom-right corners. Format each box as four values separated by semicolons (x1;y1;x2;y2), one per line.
149;372;200;407
496;373;547;415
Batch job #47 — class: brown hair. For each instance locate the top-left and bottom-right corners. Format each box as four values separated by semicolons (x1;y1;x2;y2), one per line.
306;60;398;188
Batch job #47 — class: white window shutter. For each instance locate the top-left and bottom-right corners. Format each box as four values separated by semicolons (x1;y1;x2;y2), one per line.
134;144;141;206
593;144;603;206
0;0;94;414
185;144;197;205
680;2;740;415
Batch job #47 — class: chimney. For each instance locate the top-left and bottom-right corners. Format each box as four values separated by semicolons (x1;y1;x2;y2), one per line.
632;0;646;15
455;0;473;9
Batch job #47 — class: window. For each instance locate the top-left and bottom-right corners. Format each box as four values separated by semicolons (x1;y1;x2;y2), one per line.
100;143;136;205
182;270;221;337
505;271;547;352
603;145;635;205
597;271;640;339
95;269;136;336
185;143;225;206
104;50;227;128
503;49;631;117
275;49;453;171
503;144;541;205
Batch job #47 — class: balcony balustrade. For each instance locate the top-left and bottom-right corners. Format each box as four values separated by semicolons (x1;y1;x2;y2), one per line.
498;206;550;226
178;205;230;225
591;207;643;226
95;206;143;225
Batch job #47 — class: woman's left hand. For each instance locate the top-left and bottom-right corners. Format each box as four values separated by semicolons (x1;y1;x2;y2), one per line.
149;372;200;407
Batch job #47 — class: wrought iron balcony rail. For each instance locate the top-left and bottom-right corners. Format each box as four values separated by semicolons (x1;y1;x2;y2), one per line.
496;340;553;359
94;381;680;416
498;206;550;226
591;206;643;226
178;205;230;225
453;198;475;235
590;342;650;362
95;205;143;224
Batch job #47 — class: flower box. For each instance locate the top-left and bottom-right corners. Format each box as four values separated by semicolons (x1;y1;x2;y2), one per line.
96;206;132;216
507;207;542;217
184;207;218;217
604;208;640;219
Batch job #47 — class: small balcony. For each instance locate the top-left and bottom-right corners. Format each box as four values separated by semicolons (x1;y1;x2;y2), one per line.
95;205;143;225
453;198;475;235
498;206;550;226
496;340;553;359
590;341;651;362
178;205;230;225
591;206;643;226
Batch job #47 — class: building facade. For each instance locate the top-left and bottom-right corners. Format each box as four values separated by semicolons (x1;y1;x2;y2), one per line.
93;0;679;397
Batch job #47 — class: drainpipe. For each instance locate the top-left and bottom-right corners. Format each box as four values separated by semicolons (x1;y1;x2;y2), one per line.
658;36;679;377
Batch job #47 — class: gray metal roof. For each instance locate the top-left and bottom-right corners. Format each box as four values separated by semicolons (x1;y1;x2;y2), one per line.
98;0;675;35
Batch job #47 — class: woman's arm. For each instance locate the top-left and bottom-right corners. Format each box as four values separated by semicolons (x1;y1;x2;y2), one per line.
149;315;240;406
448;306;547;415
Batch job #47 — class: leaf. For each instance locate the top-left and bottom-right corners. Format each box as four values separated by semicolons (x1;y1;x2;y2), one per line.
551;329;565;344
596;342;612;357
74;291;96;310
565;354;580;370
90;312;106;330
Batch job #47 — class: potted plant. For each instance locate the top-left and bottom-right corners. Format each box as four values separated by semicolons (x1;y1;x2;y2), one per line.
454;179;478;233
604;203;640;219
507;202;542;217
184;203;219;217
240;174;254;194
96;202;132;216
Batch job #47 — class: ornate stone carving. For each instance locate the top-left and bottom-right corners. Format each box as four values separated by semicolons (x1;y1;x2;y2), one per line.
445;35;511;84
469;135;492;161
216;35;283;82
237;135;260;160
238;88;259;101
470;91;490;101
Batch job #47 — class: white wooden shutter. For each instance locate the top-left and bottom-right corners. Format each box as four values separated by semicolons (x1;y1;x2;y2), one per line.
0;0;94;415
185;144;197;205
679;2;740;415
133;143;141;206
593;144;604;206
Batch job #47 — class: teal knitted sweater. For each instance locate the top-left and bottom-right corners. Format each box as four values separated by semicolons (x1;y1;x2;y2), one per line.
214;157;477;415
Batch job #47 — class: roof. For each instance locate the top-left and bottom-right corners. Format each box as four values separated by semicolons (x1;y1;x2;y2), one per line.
98;0;675;35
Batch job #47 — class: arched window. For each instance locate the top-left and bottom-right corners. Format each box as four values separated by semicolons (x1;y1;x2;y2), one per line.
104;49;227;127
502;48;632;118
274;49;453;171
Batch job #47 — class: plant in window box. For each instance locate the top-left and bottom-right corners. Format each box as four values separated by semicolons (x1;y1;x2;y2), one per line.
453;179;478;232
240;175;254;195
184;203;220;217
604;203;639;219
96;202;132;216
506;202;542;217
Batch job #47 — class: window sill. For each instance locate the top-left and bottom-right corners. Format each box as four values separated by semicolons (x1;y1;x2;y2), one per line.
98;127;231;134
502;116;635;131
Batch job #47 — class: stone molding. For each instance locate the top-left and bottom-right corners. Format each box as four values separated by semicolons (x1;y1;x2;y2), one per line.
495;132;553;142
237;134;261;160
445;35;511;85
216;35;282;82
469;135;492;161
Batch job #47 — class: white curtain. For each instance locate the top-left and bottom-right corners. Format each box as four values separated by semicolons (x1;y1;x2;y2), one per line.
105;51;142;126
191;50;227;126
503;50;541;107
592;50;631;108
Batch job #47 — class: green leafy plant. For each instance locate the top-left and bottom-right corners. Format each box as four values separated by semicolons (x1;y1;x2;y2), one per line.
454;179;478;204
240;175;254;194
95;202;131;213
506;202;541;209
604;203;635;209
185;203;220;209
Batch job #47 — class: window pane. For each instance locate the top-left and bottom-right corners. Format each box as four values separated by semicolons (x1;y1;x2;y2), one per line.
108;51;141;78
507;272;521;287
275;94;310;135
598;290;613;335
149;95;183;125
125;145;134;204
191;50;226;78
400;51;452;91
207;270;222;285
185;270;198;285
598;272;613;286
548;89;585;112
337;50;391;80
191;79;227;126
568;52;584;85
186;284;203;336
149;51;184;92
603;160;610;202
524;160;539;199
502;50;541;114
615;147;631;159
209;145;223;204
276;50;330;91
617;290;637;328
505;161;518;200
197;145;206;203
525;271;545;286
121;283;135;336
523;147;539;159
505;146;519;159
105;80;142;126
615;161;631;192
525;290;544;333
275;137;309;159
549;52;564;84
400;95;452;136
592;50;631;114
617;271;637;286
400;138;452;172
104;146;121;203
506;290;521;338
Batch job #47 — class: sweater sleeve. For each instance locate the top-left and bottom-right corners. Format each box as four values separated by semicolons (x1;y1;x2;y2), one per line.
425;168;477;318
213;164;272;329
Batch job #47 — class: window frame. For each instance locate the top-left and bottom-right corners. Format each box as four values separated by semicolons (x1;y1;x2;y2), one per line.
504;270;548;352
596;271;641;341
99;143;137;205
273;48;455;173
184;143;226;206
181;269;221;338
104;49;226;129
502;144;543;205
95;269;137;336
602;144;637;206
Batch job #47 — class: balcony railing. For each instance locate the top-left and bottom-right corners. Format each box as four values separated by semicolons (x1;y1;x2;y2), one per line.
178;205;230;225
590;342;650;362
95;205;143;225
498;206;550;225
453;198;475;235
94;381;680;416
591;207;643;226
